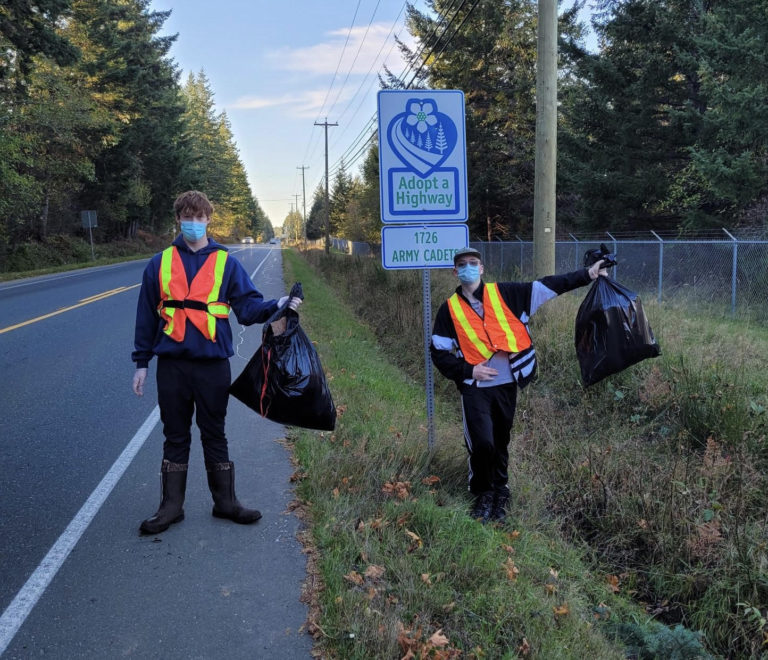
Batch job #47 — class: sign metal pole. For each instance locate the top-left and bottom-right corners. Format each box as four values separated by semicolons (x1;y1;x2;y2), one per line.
422;268;435;450
377;90;468;451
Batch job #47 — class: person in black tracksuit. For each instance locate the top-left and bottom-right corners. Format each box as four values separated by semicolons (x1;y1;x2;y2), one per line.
430;246;606;523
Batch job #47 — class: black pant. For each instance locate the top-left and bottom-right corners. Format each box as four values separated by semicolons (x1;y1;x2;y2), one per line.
460;383;517;495
157;357;231;465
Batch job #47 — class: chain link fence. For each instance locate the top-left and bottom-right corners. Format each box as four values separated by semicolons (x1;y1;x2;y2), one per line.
303;229;766;319
473;231;768;320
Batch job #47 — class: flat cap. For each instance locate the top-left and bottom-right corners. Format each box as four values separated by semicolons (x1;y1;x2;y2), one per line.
453;246;482;265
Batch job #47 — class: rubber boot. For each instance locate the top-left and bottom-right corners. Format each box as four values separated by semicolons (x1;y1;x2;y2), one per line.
139;460;188;535
205;461;262;524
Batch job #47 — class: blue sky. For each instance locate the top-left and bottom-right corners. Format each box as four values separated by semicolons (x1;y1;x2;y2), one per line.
150;0;423;227
150;1;592;229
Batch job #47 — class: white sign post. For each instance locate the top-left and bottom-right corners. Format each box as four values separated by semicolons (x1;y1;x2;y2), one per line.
378;90;468;450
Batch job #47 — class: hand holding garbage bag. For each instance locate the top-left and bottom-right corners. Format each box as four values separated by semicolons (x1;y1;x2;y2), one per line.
575;247;660;387
230;282;336;430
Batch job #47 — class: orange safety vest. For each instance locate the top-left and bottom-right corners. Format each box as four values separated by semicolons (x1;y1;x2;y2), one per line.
447;283;532;365
157;246;231;342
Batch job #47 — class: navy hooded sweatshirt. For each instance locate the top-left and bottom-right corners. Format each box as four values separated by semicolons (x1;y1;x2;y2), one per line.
132;236;278;368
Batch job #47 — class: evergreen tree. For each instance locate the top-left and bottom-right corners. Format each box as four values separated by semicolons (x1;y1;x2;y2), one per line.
251;196;271;240
180;72;233;201
306;184;328;240
0;0;79;97
688;0;768;224
67;0;186;237
400;0;581;238
14;59;105;238
358;140;382;242
329;161;352;235
560;0;710;230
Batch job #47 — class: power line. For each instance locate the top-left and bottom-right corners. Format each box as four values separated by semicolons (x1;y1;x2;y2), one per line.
304;1;412;192
314;0;363;123
326;0;383;119
325;0;481;180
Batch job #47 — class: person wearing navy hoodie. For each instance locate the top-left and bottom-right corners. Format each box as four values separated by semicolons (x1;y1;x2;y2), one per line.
132;190;302;535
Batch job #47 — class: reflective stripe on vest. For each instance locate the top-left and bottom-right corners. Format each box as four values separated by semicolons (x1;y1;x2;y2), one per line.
447;283;532;365
157;247;230;342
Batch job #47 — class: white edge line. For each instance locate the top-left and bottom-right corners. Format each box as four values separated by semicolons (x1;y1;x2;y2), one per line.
0;405;161;656
249;249;274;281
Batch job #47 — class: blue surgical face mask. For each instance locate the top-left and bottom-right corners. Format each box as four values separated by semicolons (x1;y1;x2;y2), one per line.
457;263;480;284
180;220;207;242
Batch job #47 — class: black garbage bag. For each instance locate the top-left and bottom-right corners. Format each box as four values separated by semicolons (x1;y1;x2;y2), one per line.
575;277;661;387
230;282;336;431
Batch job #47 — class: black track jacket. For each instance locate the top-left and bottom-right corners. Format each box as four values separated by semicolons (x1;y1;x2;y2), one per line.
430;269;592;389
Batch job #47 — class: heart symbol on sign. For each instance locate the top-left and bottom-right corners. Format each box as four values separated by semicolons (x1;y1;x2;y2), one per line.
386;99;457;177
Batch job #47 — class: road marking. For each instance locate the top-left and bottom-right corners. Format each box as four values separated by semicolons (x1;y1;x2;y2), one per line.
0;406;161;655
250;249;274;280
0;284;140;335
233;250;276;361
0;263;140;291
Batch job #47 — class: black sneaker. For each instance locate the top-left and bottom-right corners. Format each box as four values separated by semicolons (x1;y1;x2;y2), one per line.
491;491;509;523
470;491;494;523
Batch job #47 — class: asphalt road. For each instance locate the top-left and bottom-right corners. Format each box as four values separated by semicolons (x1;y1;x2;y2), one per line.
0;245;312;659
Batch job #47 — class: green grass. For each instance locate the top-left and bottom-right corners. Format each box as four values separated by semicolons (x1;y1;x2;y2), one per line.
283;247;768;658
281;249;658;659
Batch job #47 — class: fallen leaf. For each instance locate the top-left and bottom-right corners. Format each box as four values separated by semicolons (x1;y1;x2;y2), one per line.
332;487;340;499
405;529;423;552
517;637;531;656
365;565;386;581
421;475;441;485
503;557;519;581
553;603;570;617
607;574;620;593
421;573;432;585
343;571;364;586
382;480;412;500
429;629;450;647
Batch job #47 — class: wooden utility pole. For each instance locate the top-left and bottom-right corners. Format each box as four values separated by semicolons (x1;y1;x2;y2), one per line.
314;118;337;253
533;0;557;278
297;165;309;242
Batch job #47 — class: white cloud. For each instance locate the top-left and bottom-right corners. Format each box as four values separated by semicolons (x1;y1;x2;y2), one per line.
229;89;348;118
228;20;417;119
268;22;414;77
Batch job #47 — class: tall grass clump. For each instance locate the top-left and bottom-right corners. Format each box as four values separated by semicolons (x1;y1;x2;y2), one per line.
282;249;640;659
291;247;767;658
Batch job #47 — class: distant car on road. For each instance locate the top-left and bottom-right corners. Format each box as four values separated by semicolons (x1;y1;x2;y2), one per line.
269;238;280;244
241;237;254;244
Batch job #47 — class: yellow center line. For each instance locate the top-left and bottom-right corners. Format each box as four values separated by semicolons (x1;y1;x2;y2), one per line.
0;283;141;335
78;287;129;303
